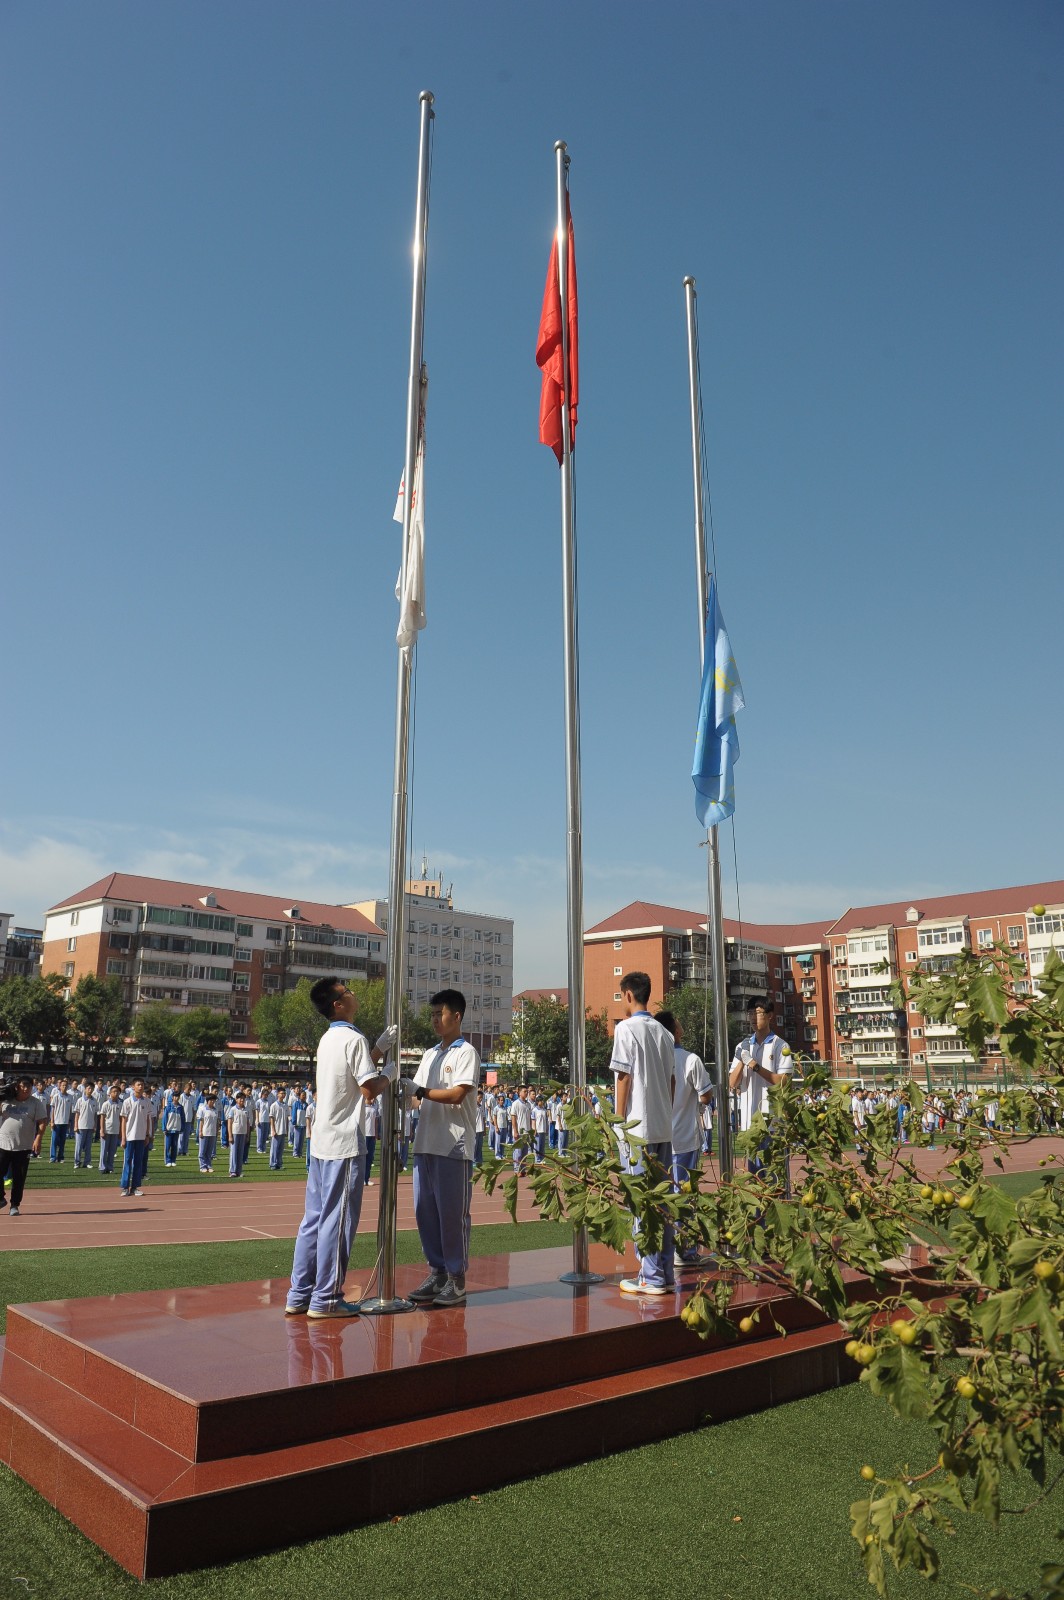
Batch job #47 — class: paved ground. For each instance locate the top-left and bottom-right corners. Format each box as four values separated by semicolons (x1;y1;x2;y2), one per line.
0;1137;1057;1252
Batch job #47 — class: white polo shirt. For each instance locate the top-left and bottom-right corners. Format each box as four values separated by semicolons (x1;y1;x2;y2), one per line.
311;1021;378;1161
731;1032;793;1130
671;1045;713;1154
609;1011;675;1144
412;1038;480;1160
121;1095;154;1141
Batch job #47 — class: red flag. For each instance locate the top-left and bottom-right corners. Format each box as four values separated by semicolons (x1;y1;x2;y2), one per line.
536;202;578;461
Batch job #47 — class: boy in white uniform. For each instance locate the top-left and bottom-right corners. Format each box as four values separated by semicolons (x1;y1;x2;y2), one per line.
227;1092;250;1177
73;1084;98;1168
728;998;793;1179
286;979;396;1319
119;1079;155;1196
196;1094;220;1172
268;1088;289;1170
510;1086;533;1173
408;988;481;1309
656;1010;714;1268
610;972;676;1296
98;1085;123;1173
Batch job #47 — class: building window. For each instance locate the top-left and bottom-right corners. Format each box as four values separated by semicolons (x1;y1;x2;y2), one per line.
235;948;251;962
1008;925;1023;943
70;910;79;926
614;992;622;1001
614;941;622;950
106;959;128;976
911;1028;923;1038
234;973;250;991
113;907;133;923
67;937;77;952
614;966;622;976
266;927;282;942
231;1021;248;1038
263;976;280;993
905;951;917;963
237;922;254;938
806;1027;818;1042
977;929;994;947
63;962;75;978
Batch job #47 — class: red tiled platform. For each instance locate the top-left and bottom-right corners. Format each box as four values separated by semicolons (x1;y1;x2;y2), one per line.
1;1245;868;1579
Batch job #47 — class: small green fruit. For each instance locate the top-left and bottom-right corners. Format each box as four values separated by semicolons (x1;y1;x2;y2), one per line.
855;1342;876;1366
844;1338;860;1359
920;1184;934;1200
860;1465;875;1482
1033;904;1047;918
956;1376;977;1400
1034;1259;1056;1281
891;1319;917;1345
957;1192;975;1210
801;1189;815;1206
848;1192;862;1209
739;1315;754;1334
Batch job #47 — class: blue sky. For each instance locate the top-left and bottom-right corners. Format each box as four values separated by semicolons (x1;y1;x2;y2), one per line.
2;1;1061;987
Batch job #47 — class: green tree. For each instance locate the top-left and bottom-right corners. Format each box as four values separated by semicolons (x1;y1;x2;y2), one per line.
0;974;69;1063
69;975;127;1071
176;1007;230;1069
480;938;1064;1598
584;1009;613;1074
132;1003;184;1073
518;996;570;1074
252;982;327;1072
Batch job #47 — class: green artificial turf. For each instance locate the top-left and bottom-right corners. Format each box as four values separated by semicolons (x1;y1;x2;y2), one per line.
0;1371;1056;1599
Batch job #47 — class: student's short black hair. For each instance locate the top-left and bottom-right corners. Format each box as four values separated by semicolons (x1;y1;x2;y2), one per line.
430;988;466;1019
747;997;775;1016
620;971;652;1006
655;1010;677;1038
310;976;345;1019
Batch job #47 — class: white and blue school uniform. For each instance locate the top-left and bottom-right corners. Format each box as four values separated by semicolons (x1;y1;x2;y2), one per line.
473;1101;485;1166
532;1102;548;1163
555;1095;571;1155
268;1096;289;1170
287;1022;378;1315
362;1096;381;1184
73;1092;98;1168
49;1088;75;1162
196;1103;219;1170
255;1093;272;1155
120;1095;154;1192
670;1043;714;1263
304;1098;316;1168
291;1096;307;1158
412;1037;481;1280
98;1095;123;1172
730;1030;793;1180
492;1100;509;1159
162;1100;186;1165
610;1010;677;1288
179;1091;198;1155
228;1103;250;1176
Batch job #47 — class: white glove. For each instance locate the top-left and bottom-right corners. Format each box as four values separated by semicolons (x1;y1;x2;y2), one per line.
377;1057;397;1083
375;1024;399;1054
400;1078;416;1107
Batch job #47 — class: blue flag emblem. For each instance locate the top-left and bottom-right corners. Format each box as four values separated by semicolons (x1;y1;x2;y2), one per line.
692;576;745;827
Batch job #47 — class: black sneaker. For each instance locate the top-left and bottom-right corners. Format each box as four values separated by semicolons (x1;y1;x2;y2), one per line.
409;1270;447;1303
433;1275;467;1308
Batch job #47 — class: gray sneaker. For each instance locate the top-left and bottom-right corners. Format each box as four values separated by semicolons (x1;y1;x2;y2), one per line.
433;1275;467;1308
306;1299;361;1319
9;1206;19;1217
409;1270;447;1304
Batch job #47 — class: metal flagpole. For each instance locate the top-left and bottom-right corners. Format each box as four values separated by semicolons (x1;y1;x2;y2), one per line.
683;276;734;1183
362;89;434;1315
554;142;602;1287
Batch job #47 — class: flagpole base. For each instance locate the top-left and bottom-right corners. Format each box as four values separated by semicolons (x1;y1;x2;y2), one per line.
559;1270;605;1285
359;1296;415;1315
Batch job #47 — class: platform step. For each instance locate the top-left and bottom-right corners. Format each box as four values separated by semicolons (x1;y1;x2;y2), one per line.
0;1318;851;1579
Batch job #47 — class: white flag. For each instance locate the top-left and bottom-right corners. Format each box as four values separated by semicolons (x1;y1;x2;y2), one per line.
393;433;426;648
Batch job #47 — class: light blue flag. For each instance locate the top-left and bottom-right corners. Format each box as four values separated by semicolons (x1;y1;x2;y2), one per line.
692;575;745;827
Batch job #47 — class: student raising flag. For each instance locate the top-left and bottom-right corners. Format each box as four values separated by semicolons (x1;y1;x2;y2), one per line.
692;575;745;827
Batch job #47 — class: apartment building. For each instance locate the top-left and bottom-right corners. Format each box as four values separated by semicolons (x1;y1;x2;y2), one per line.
583;901;833;1058
349;871;514;1058
585;879;1064;1077
41;874;386;1045
0;915;43;981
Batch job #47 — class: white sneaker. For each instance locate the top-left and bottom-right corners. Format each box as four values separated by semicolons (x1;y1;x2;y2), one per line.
10;1206;19;1216
619;1277;669;1297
